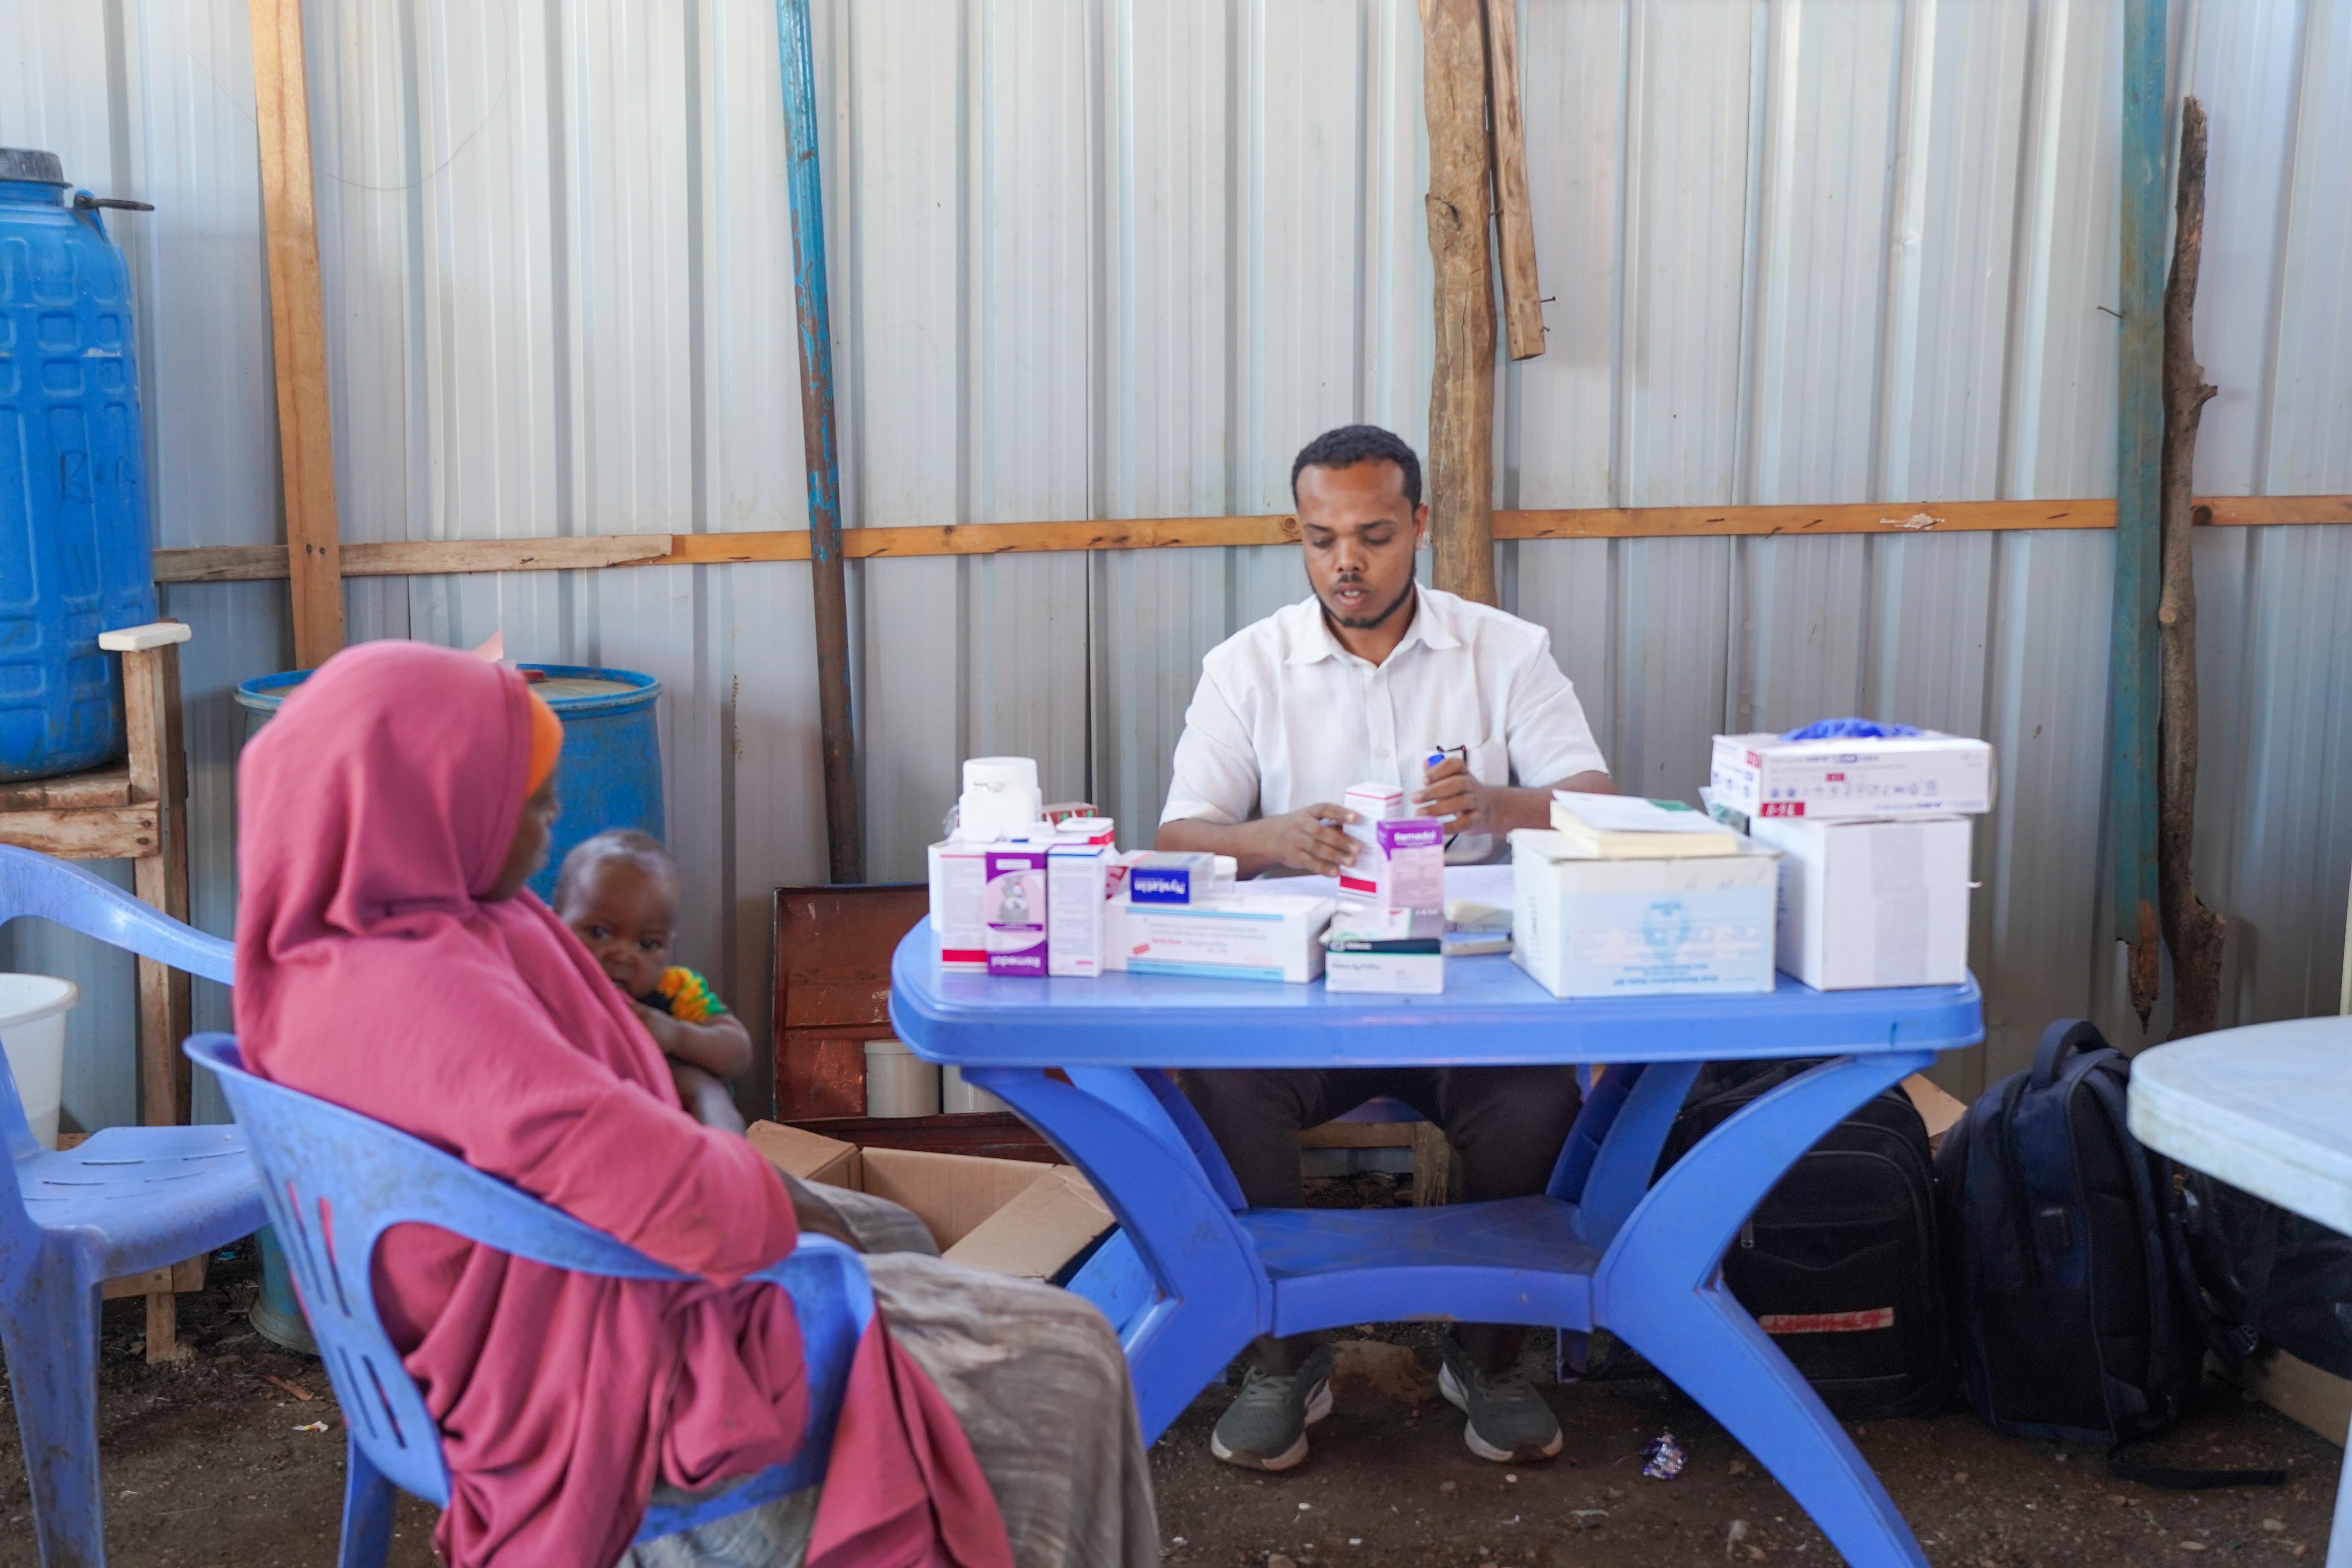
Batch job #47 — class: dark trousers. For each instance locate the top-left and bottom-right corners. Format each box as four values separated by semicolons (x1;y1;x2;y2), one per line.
1180;1065;1585;1376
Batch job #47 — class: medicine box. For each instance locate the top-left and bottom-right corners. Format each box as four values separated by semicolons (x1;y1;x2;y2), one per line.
1047;840;1109;978
1339;782;1405;900
1709;731;1994;820
1510;829;1779;998
1748;815;1972;989
927;840;988;970
983;847;1050;977
1325;910;1445;995
1127;851;1217;905
1116;891;1336;984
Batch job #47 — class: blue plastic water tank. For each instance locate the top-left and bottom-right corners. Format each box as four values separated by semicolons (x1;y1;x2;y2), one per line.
0;149;158;780
235;662;665;904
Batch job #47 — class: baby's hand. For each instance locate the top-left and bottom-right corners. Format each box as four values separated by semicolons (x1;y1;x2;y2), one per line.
632;998;682;1052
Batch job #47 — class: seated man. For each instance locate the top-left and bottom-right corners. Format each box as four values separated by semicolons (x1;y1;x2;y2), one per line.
1158;423;1613;1472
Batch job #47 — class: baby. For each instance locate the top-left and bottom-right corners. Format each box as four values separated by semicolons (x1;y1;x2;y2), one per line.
555;829;752;1133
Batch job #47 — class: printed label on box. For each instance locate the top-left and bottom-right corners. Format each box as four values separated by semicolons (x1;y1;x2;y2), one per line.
1558;888;1772;994
984;849;1049;977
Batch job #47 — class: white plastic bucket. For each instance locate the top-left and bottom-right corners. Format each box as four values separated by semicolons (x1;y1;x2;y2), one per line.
863;1037;940;1118
0;974;79;1149
940;1065;1004;1115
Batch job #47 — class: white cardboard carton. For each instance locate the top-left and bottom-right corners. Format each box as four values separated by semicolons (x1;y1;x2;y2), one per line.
927;840;988;970
1046;840;1109;977
1116;891;1336;983
1324;946;1445;995
1511;829;1779;998
1748;815;1972;989
1709;731;1994;820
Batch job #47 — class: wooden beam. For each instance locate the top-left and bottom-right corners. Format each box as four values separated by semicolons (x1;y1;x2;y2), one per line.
1483;0;1543;360
146;498;2352;583
249;0;346;666
122;637;193;1128
154;534;675;584
1423;0;1499;607
0;806;161;858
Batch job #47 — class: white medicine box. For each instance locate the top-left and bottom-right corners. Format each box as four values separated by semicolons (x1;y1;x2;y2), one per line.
1748;815;1973;990
1510;830;1779;998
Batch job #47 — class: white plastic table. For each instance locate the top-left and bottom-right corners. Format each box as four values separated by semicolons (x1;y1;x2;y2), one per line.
2128;1016;2352;1566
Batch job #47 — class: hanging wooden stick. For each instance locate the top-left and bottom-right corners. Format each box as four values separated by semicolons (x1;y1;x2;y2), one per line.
2157;98;2223;1039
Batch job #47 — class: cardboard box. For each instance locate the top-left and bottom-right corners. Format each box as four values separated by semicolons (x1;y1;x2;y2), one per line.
1339;783;1405;900
748;1122;1116;1283
927;840;988;970
1117;891;1336;983
1511;829;1779;998
1367;817;1446;912
1709;731;1994;820
1324;944;1445;995
1749;815;1973;989
1047;840;1109;977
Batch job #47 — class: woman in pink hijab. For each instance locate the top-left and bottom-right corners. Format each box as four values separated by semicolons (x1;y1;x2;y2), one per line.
235;641;1156;1568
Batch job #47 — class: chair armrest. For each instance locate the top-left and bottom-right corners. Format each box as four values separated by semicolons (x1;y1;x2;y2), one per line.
0;846;232;984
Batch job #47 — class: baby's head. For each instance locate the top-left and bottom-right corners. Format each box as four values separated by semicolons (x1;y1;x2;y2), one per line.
555;829;679;998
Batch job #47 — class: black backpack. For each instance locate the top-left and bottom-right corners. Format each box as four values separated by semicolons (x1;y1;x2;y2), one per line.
1656;1058;1954;1421
2185;1172;2352;1382
1937;1019;2283;1486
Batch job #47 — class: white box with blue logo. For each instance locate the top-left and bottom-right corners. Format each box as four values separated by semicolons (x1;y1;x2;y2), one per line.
1509;829;1779;998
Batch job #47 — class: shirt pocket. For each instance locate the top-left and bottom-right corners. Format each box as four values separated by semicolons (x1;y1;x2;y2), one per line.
1470;736;1510;788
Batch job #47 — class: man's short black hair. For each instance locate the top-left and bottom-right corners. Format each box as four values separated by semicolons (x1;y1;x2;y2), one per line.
1290;424;1422;508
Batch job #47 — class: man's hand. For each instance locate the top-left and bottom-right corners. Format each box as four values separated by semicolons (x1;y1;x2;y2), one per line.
1412;754;1494;837
1255;802;1360;875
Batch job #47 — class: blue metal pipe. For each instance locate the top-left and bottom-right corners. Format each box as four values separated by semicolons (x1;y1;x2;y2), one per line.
2111;0;2167;1014
776;0;864;883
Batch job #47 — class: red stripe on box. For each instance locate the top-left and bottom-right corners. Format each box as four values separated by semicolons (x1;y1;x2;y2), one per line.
1757;1308;1894;1336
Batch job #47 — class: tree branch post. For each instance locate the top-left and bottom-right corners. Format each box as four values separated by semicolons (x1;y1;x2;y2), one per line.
2157;97;2223;1038
1422;0;1499;608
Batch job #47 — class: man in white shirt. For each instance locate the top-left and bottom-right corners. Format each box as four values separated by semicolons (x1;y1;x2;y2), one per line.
1158;425;1613;1474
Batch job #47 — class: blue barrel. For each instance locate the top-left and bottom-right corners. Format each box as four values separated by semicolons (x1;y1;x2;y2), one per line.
234;662;665;902
0;149;158;780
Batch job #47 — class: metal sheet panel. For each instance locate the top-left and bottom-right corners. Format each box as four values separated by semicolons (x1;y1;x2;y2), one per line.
11;0;2349;1134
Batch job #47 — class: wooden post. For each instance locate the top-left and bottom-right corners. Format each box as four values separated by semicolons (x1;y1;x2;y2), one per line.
1483;0;1543;361
249;0;346;668
2111;0;2167;1023
778;0;865;883
102;620;197;1362
1422;0;1499;608
2157;100;2223;1040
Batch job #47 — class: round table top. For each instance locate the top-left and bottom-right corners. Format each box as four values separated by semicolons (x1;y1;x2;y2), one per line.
2127;1015;2352;1235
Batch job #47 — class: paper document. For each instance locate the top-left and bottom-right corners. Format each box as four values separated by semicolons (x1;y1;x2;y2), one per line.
1550;793;1723;834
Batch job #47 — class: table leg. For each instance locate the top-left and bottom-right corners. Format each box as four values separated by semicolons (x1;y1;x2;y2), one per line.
1595;1050;1936;1568
2328;1404;2350;1568
960;1066;1270;1442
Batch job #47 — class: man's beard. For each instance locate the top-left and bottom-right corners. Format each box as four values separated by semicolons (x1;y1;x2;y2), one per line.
1319;572;1417;632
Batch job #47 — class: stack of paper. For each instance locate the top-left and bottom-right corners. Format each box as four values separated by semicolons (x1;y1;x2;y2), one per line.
1549;793;1739;858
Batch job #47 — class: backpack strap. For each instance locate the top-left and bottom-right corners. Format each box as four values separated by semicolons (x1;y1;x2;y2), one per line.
2107;1441;2287;1491
2030;1018;2110;1091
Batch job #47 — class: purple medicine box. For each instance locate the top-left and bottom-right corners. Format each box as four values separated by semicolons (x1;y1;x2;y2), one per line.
1374;817;1446;913
984;847;1050;977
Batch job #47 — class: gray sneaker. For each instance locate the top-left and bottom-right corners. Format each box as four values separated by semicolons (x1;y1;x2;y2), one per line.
1437;1334;1564;1463
1209;1344;1335;1471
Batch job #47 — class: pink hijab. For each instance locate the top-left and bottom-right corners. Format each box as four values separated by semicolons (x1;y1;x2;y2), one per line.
234;641;1011;1568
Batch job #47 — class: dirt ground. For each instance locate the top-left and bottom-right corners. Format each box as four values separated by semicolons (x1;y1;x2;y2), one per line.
3;1213;2341;1568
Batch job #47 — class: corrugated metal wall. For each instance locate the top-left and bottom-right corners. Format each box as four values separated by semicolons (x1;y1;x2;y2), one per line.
4;0;2347;1130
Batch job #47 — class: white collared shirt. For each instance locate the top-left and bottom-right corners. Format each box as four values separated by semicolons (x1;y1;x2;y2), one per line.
1160;586;1608;862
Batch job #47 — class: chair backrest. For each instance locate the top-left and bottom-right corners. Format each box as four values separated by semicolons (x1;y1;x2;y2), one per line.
187;1034;873;1507
0;843;236;1185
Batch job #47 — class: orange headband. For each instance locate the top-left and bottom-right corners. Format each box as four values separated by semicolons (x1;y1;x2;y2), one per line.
524;689;563;794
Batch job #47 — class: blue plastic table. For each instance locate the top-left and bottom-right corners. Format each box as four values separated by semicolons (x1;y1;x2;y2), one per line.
890;926;1982;1568
2128;1018;2352;1568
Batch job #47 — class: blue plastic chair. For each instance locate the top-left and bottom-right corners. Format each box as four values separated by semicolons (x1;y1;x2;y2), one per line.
0;845;260;1568
187;1035;873;1568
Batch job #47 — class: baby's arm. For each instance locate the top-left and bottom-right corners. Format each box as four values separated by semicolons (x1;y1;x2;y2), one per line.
668;1059;748;1135
635;1002;755;1080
